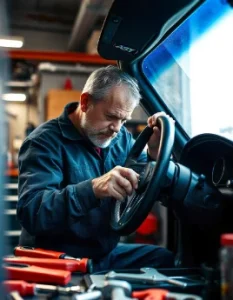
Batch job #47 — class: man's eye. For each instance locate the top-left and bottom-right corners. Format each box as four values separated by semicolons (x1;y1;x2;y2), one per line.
106;115;127;124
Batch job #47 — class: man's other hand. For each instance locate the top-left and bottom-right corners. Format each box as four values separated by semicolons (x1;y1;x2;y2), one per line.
92;166;139;200
147;111;174;160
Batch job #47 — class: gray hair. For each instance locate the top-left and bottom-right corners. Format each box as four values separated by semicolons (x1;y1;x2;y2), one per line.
82;65;141;105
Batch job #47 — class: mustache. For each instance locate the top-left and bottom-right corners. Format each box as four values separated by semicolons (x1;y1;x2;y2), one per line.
98;130;116;136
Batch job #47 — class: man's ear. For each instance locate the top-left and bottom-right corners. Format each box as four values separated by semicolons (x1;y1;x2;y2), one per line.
80;93;92;112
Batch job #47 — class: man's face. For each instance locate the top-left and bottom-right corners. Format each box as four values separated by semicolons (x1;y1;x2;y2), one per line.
80;86;136;148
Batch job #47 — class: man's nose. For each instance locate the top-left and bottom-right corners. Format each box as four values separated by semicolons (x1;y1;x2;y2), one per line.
110;120;122;133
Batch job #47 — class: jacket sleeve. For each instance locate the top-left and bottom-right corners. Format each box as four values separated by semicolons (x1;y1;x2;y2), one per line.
17;137;100;236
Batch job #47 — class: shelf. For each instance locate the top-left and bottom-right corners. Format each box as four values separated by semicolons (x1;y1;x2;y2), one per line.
8;50;117;65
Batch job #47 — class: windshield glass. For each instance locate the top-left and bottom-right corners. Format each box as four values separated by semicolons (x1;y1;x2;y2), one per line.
142;0;233;140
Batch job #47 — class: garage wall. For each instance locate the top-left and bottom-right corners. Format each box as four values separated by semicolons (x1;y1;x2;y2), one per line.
11;29;70;51
38;69;148;123
38;70;93;122
4;65;148;158
5;102;39;153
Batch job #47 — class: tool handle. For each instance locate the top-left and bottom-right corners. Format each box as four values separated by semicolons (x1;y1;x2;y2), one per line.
4;256;90;273
133;289;202;300
4;263;71;285
14;246;65;259
14;247;93;273
133;289;167;300
3;280;35;296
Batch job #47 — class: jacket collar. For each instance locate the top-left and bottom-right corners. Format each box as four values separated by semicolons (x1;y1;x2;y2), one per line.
58;102;84;141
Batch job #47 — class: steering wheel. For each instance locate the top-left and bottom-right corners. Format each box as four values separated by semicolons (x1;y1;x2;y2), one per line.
110;115;175;235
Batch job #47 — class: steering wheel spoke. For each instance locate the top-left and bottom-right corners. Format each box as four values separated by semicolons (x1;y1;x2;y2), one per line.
112;191;146;230
111;116;175;234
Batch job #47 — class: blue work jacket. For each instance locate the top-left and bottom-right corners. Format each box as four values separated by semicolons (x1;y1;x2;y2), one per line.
17;102;147;258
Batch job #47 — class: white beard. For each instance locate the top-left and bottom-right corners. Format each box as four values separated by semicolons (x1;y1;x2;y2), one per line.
80;114;117;148
88;135;113;148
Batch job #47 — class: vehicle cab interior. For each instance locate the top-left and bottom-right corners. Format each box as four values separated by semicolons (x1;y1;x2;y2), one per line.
2;0;233;299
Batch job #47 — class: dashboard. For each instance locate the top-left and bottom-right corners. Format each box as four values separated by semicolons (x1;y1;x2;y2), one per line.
180;133;233;197
172;133;233;265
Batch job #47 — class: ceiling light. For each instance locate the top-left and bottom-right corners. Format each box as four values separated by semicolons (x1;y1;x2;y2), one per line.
2;93;26;102
0;36;24;48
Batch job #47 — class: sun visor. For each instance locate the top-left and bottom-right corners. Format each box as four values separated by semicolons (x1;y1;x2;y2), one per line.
98;0;204;61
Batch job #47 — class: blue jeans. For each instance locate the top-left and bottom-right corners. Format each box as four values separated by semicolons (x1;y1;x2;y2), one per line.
92;243;174;272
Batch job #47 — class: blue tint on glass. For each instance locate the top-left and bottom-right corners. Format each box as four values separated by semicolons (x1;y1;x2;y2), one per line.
142;0;231;84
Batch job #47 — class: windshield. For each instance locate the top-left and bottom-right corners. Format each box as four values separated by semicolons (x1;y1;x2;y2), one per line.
142;0;233;140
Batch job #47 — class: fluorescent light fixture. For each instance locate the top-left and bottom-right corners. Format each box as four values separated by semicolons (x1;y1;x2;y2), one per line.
0;36;24;48
2;93;26;102
5;81;34;88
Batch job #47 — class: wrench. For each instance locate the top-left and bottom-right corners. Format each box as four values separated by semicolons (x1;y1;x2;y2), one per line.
103;280;138;300
72;290;102;300
105;268;187;288
133;288;202;300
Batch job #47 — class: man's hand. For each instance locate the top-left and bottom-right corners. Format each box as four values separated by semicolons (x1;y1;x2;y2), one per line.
92;166;139;201
147;111;174;160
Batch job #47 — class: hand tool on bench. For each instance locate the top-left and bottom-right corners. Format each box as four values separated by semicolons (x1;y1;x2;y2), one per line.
14;246;93;273
101;280;138;300
72;290;102;300
3;280;85;297
4;263;71;285
4;256;89;273
105;268;187;288
72;280;136;300
133;288;202;300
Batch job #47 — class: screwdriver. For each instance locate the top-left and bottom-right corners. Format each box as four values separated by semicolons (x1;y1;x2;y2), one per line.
4;256;90;273
3;280;85;297
4;263;71;285
14;246;93;273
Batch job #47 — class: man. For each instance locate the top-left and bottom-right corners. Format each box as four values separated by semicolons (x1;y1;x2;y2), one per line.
17;65;174;271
